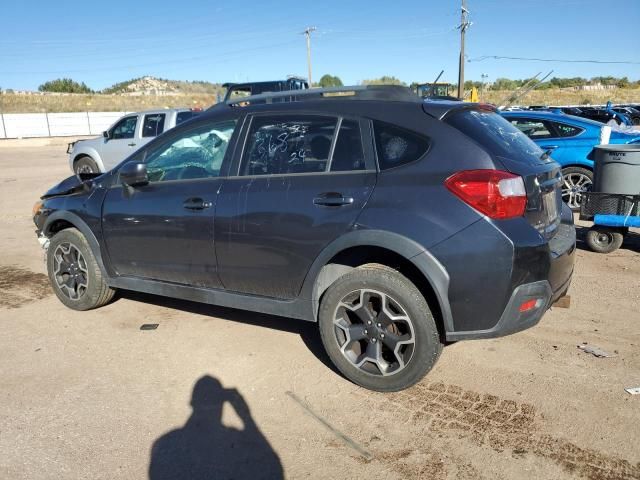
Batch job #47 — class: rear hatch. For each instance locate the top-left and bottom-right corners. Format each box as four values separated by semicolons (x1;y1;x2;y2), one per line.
442;107;562;239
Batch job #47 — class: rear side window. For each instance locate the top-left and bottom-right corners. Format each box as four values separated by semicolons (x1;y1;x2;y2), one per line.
142;114;166;138
551;122;583;138
176;111;197;125
241;115;337;176
373;121;430;170
446;110;543;163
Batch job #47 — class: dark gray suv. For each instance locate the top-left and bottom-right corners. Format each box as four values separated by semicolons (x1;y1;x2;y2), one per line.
33;86;575;391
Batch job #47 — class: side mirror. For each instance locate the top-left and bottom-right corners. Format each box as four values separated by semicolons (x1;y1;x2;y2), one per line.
103;130;110;140
120;162;148;187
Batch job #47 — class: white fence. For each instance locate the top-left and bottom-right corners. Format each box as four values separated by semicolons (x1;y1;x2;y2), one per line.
0;111;130;139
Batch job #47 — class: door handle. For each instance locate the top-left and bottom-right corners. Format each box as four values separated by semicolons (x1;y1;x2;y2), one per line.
128;142;136;147
313;193;354;207
183;197;212;210
542;145;559;150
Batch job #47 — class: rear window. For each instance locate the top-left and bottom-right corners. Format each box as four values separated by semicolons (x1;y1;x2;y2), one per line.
142;113;165;138
373;121;430;170
446;110;543;163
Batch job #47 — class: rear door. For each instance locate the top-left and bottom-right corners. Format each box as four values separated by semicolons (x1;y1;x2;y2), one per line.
215;113;377;299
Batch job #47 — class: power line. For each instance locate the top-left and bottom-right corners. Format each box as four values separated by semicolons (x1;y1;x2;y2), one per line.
468;55;640;65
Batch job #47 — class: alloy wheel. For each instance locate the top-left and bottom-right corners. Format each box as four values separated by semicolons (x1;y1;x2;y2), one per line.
333;289;415;376
562;172;592;209
53;242;89;300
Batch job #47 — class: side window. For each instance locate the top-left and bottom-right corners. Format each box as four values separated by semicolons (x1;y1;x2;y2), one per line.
330;120;365;172
552;122;583;138
373;121;430;170
111;116;137;140
241;115;337;176
176;111;195;125
144;120;236;182
142;113;166;138
509;119;554;139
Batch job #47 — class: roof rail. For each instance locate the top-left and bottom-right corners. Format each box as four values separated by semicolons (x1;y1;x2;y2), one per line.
225;85;419;107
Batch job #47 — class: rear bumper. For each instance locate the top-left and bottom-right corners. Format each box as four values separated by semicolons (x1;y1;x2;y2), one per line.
437;205;575;342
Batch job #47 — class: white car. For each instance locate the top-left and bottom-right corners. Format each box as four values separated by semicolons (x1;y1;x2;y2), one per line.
67;108;199;174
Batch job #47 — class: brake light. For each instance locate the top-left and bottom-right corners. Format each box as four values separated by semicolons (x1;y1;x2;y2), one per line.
518;299;539;313
445;170;527;219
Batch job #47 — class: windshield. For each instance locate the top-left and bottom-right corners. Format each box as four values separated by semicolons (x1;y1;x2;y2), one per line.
446;109;544;163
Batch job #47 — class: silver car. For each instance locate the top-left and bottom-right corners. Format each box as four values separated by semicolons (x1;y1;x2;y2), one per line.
67;108;199;174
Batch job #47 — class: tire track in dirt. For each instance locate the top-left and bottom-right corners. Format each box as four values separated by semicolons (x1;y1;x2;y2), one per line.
0;265;51;308
353;382;640;480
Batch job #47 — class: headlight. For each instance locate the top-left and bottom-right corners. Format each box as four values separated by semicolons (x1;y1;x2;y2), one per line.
32;200;44;217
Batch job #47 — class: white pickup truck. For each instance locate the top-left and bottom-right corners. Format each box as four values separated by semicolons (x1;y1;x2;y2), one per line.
67;108;200;174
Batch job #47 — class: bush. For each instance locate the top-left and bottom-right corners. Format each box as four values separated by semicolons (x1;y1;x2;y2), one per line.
38;78;93;94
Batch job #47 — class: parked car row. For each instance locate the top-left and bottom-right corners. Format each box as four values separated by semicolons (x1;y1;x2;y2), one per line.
500;109;640;209
43;85;575;391
519;104;640;126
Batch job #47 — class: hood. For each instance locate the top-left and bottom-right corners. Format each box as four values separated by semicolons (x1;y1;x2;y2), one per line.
41;173;100;199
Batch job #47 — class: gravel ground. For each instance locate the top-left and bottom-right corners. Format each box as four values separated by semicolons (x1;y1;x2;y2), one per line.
0;145;638;480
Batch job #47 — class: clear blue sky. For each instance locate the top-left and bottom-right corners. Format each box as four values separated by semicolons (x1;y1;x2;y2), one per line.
1;0;638;91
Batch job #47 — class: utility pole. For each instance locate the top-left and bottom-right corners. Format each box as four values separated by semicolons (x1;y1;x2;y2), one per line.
302;27;317;87
457;0;470;99
481;73;488;101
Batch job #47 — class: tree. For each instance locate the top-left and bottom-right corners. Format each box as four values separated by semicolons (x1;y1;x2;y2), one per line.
38;78;93;94
317;74;343;88
362;76;406;86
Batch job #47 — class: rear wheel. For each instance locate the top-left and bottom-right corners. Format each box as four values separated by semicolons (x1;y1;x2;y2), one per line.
318;263;443;392
585;226;624;254
561;166;593;211
46;228;115;310
74;156;99;175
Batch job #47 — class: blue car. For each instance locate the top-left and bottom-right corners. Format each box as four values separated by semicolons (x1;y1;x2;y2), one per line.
501;110;640;209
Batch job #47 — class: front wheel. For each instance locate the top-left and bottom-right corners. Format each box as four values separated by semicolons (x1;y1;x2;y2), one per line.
585;226;624;254
46;228;115;310
561;166;593;211
318;264;443;392
74;156;99;175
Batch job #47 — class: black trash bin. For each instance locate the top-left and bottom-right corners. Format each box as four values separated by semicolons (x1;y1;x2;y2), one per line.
593;144;640;195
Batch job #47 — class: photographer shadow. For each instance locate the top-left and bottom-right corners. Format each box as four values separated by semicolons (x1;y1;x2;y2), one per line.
149;375;283;480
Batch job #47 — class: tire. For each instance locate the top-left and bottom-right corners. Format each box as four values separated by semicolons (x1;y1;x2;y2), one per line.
74;156;99;175
631;116;640;126
46;228;115;310
561;166;593;211
585;226;624;254
318;263;443;392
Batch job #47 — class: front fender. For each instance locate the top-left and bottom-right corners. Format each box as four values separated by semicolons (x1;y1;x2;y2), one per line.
43;210;109;278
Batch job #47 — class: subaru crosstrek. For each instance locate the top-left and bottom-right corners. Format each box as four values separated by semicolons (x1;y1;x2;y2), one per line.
33;86;575;391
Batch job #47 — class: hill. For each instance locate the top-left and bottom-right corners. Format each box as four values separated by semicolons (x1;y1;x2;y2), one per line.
101;76;223;96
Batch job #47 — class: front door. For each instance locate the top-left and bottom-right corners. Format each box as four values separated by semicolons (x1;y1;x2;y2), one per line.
101;114;141;170
102;118;239;287
215;113;376;299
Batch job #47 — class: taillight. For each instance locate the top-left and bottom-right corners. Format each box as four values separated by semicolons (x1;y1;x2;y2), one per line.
445;169;527;219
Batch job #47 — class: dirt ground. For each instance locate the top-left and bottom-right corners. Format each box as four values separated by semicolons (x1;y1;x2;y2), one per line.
0;144;639;480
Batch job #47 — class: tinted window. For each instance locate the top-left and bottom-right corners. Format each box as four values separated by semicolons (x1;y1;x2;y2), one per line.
330;120;365;172
373;121;430;170
176;111;197;125
144;120;236;182
241;115;337;176
142;113;166;138
552;122;583;138
508;118;553;138
111;116;137;140
446;110;543;163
